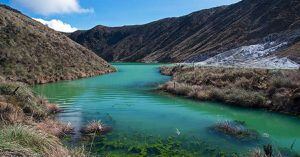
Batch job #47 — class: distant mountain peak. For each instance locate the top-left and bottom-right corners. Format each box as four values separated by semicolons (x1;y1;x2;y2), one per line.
68;0;300;64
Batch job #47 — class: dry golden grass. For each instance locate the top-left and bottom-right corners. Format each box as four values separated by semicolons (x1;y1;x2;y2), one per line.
0;102;24;124
36;119;73;138
68;146;87;157
81;120;112;135
46;103;62;114
0;80;82;156
160;65;300;115
0;125;69;157
0;5;116;85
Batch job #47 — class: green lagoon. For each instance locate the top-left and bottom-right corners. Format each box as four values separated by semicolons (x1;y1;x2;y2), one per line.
34;63;300;156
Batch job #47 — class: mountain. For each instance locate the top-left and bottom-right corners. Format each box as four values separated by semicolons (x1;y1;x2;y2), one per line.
0;5;115;84
69;0;300;64
278;41;300;63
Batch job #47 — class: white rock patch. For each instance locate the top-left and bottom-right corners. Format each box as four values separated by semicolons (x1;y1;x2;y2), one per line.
193;42;299;69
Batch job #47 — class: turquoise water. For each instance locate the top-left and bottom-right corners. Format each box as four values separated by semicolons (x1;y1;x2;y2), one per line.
34;63;300;156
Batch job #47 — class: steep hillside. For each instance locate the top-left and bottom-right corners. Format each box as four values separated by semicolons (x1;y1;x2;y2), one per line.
0;5;115;84
69;0;300;64
278;41;300;63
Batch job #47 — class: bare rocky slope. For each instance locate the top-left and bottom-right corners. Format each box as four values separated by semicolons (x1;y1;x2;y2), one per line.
0;5;115;84
69;0;300;64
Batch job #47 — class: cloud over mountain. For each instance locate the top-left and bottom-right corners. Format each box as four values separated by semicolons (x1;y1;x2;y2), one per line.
13;0;93;15
33;18;77;33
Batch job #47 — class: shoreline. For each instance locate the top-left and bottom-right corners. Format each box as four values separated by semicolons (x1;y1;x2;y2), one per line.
0;68;117;156
158;65;300;116
0;80;77;156
3;67;117;85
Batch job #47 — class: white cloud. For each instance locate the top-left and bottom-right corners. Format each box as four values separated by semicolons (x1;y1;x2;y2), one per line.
13;0;93;15
33;18;78;33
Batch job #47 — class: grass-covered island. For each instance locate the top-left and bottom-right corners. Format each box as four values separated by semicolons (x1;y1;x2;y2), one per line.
159;65;300;116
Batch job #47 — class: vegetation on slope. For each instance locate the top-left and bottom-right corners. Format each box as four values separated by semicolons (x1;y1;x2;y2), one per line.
0;4;115;85
0;79;86;156
278;41;300;63
159;65;300;115
0;125;68;156
0;4;117;156
69;0;300;63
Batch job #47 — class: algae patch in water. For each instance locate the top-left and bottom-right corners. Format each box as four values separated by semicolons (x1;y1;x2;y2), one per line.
80;133;239;157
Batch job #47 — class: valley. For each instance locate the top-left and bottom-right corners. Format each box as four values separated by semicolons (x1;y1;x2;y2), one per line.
69;0;300;68
34;63;300;156
0;0;300;156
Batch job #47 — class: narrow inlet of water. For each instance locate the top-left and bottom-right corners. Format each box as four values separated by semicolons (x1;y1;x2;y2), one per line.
34;63;300;156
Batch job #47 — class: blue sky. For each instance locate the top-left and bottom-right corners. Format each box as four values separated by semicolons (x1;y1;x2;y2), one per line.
1;0;240;31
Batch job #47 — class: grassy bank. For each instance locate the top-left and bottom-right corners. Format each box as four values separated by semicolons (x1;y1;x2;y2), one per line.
0;78;85;156
159;65;300;116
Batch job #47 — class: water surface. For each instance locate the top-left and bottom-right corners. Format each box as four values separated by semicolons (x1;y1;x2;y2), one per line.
34;63;300;155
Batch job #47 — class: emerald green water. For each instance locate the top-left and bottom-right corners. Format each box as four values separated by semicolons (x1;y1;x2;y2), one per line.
34;63;300;156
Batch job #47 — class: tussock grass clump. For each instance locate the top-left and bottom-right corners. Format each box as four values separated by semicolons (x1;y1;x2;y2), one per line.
0;80;81;156
0;80;64;125
249;144;298;157
36;119;73;137
0;125;69;157
159;81;193;96
0;76;5;82
249;148;266;157
81;120;112;135
68;146;87;157
159;81;268;107
160;65;300;115
210;121;259;141
45;103;62;114
210;88;268;108
0;81;48;118
0;102;24;124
